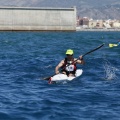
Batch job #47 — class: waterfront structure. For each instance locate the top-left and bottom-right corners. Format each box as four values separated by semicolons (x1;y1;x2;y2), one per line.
89;20;97;28
76;16;120;31
113;20;120;28
0;7;76;31
88;20;103;28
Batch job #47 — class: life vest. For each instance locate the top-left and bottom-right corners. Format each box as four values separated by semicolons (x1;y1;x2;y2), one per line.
61;57;77;75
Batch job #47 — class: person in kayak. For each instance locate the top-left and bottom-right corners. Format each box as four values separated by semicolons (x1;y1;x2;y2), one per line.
55;49;85;77
118;40;120;45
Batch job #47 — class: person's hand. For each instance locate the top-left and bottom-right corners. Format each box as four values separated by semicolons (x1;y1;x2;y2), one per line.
79;55;83;60
55;70;59;74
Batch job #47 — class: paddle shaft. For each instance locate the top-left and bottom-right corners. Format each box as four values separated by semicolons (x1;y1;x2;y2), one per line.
82;43;105;57
43;43;104;80
72;43;105;63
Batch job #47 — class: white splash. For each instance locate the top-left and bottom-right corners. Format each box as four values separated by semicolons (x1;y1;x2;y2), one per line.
103;59;119;80
45;65;52;68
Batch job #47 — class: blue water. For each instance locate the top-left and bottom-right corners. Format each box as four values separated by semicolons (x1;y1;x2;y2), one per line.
0;31;120;120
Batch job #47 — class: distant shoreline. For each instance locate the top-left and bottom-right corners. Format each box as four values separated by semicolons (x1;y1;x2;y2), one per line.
76;28;120;31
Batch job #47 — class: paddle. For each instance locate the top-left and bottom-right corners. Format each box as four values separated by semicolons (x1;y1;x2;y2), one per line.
109;41;120;48
43;43;105;80
82;43;105;57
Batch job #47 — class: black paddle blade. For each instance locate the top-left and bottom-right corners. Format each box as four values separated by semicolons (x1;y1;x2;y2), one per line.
43;73;55;80
43;76;51;80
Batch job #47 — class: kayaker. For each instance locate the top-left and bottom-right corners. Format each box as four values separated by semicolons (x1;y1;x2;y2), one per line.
118;40;120;45
55;49;85;77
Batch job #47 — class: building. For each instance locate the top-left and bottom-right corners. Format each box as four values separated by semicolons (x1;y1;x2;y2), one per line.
88;20;103;28
89;20;97;28
0;7;76;31
113;20;120;28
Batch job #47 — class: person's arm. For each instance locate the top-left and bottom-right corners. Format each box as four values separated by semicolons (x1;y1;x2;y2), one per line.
118;41;120;45
55;60;64;74
76;55;85;65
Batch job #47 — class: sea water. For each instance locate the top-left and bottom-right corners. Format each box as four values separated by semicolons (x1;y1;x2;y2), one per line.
0;31;120;120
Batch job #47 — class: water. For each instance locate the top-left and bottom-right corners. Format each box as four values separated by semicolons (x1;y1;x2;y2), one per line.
0;31;120;120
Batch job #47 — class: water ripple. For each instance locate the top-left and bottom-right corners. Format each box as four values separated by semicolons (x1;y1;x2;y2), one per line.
0;31;120;120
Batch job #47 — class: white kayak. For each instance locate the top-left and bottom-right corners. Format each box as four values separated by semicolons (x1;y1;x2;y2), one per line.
49;69;83;83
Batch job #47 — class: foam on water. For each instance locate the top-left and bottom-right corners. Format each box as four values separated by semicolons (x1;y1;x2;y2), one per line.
103;58;119;80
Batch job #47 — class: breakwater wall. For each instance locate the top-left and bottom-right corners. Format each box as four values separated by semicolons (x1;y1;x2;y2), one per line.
0;7;76;31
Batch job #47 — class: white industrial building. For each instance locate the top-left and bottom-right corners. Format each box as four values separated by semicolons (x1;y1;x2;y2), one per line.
0;7;76;31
